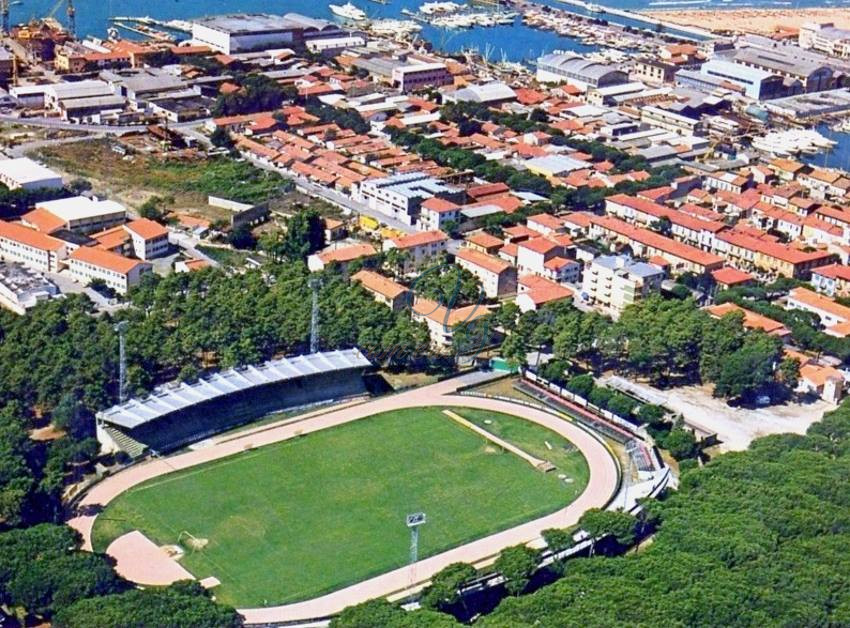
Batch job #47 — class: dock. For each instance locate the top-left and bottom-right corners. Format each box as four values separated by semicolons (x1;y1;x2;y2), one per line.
556;0;713;40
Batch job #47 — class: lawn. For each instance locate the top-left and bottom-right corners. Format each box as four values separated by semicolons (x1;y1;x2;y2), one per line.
92;407;588;607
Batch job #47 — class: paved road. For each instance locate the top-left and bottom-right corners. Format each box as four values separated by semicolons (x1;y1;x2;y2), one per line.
0;115;210;135
4;132;104;158
68;374;619;625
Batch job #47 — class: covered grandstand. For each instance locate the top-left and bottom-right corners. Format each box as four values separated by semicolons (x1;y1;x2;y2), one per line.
97;349;372;458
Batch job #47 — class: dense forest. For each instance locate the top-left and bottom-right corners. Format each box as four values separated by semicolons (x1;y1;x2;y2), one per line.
335;401;850;627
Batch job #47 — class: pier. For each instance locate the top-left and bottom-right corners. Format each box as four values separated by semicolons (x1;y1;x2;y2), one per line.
555;0;714;40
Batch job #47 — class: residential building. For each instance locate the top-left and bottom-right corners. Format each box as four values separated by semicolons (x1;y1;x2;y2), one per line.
516;275;573;312
412;297;490;349
786;286;850;331
581;254;664;318
455;247;517;298
307;242;377;272
418;197;461;232
383;230;448;272
589;215;724;275
352;269;410;311
799;22;850;58
516;236;580;283
391;62;453;93
68;246;152;294
811;263;850;297
705;302;791;339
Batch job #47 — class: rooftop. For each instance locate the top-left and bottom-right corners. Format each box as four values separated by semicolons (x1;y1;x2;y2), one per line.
98;349;371;429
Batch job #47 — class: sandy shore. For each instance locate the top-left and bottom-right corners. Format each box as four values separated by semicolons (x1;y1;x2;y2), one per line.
643;7;850;36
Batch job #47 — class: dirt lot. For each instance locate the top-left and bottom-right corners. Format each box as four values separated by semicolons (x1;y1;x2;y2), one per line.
625;381;833;452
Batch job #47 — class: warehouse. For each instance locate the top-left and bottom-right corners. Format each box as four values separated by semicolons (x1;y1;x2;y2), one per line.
535;53;628;91
0;158;63;191
191;13;344;54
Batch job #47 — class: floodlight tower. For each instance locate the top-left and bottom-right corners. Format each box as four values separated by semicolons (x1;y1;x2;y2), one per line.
308;277;321;354
406;512;426;564
114;321;129;403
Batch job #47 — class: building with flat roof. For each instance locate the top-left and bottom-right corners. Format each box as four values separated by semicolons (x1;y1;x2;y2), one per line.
355;172;463;226
699;58;787;100
25;196;126;235
0;158;63;191
0;262;59;314
191;13;344;54
799;22;850;59
582;255;664;318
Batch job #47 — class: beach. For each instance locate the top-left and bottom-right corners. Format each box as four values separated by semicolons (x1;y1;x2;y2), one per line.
642;7;850;36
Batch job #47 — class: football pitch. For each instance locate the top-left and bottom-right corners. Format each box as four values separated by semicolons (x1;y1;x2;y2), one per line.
92;407;589;607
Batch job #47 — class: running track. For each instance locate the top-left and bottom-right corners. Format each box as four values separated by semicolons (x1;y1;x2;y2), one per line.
68;376;619;625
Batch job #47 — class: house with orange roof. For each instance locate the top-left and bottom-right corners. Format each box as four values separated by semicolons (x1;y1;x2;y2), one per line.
412;297;491;349
464;231;503;255
0;221;67;273
352;269;410;311
307;242;378;273
455;247;516;298
711;266;755;290
124;219;169;260
516;275;573;312
787;286;850;333
705;302;791;339
68;246;152;294
589;214;724;275
419;197;461;232
527;213;566;236
175;258;210;273
516;236;580;283
383;230;448;271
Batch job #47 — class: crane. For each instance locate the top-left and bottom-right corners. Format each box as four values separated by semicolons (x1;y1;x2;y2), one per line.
46;0;75;37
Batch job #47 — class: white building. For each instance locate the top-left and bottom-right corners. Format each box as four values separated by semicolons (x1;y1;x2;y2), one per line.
191;13;343;54
0;220;66;273
581;255;663;318
124;219;170;260
418;197;461;232
0;158;63;191
516;236;580;283
383;230;448;272
25;196;127;235
455;247;516;298
356;172;461;226
68;247;152;294
0;262;59;314
391;62;453;93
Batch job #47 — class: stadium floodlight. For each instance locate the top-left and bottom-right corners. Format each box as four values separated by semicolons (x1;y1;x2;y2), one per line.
406;512;426;564
114;321;129;403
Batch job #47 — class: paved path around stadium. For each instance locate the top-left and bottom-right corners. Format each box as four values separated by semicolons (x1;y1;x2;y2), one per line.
68;375;619;625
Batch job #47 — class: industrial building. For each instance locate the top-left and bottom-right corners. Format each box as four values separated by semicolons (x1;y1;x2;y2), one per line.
0;158;63;191
355;172;463;226
698;58;787;100
535;53;628;91
191;13;346;54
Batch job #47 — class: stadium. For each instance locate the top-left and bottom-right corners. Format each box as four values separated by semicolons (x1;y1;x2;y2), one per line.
95;349;372;457
74;358;620;624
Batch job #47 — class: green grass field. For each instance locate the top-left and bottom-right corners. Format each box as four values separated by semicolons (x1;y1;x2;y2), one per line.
93;407;589;607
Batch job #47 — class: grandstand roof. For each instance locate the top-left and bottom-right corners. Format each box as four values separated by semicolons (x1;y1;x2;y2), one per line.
97;349;371;430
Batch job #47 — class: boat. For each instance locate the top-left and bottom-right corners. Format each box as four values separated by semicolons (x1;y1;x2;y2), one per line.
586;3;604;12
329;2;367;21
